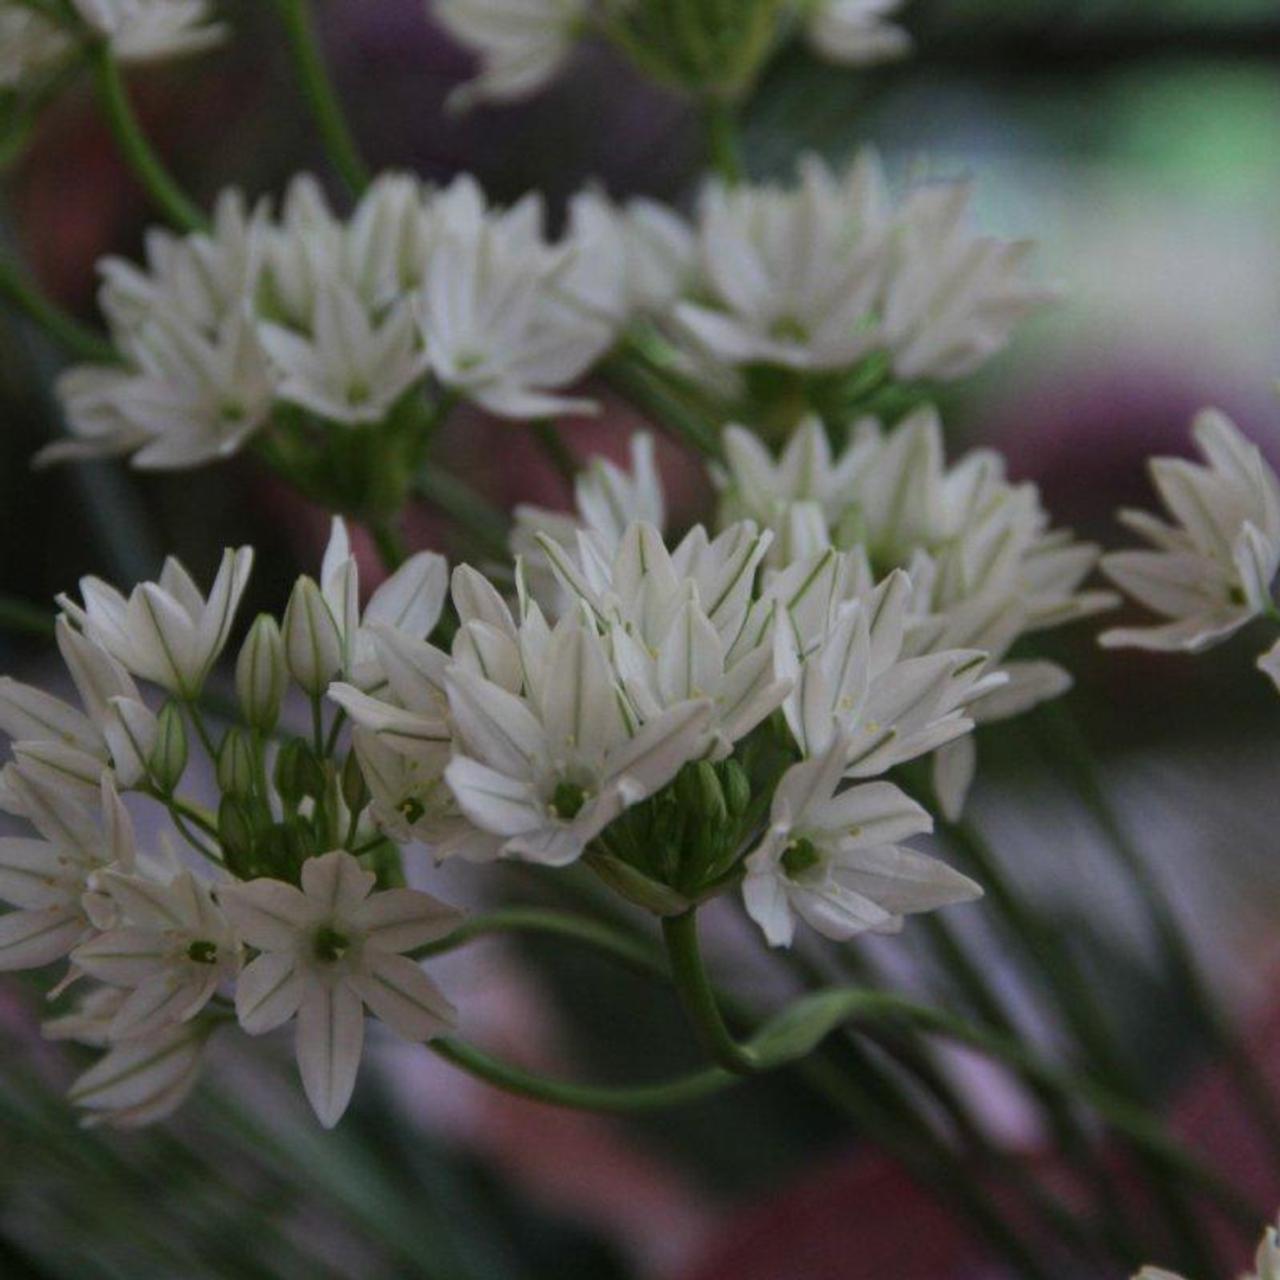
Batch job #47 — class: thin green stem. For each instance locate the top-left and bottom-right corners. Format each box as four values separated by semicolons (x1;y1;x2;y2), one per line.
1034;699;1280;1176
704;97;744;183
90;44;206;232
431;1037;735;1111
413;467;512;561
309;693;325;759
369;519;408;572
662;909;762;1074
271;0;371;195
415;907;668;978
530;419;578;490
0;594;58;639
183;700;220;765
600;351;724;461
0;256;118;363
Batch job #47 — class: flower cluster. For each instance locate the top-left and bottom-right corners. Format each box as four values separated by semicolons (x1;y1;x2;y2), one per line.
429;0;911;109
1;476;1015;1124
0;0;223;91
41;175;682;493
674;150;1053;390
1101;409;1280;686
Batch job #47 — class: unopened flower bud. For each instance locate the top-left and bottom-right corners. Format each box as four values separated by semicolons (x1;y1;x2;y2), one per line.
274;738;325;809
236;614;286;733
694;761;727;825
148;701;188;794
341;748;369;816
217;728;258;800
282;576;342;697
218;795;257;872
721;760;751;819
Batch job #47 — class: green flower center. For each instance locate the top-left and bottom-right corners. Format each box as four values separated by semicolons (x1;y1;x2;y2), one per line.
186;939;219;965
400;798;426;824
781;836;822;880
550;781;587;821
313;926;352;963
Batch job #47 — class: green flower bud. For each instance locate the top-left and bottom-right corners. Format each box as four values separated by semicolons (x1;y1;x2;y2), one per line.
721;760;751;819
148;701;188;794
694;760;727;826
217;727;258;800
218;795;257;874
274;738;325;808
282;576;342;697
236;614;286;733
341;747;370;817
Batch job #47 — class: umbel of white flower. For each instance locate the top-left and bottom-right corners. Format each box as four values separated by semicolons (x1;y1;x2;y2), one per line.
40;174;628;484
674;150;1054;387
1100;409;1280;682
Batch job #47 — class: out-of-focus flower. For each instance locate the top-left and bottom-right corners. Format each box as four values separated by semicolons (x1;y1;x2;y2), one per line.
880;179;1055;382
61;547;254;700
0;615;157;793
66;1016;211;1128
1101;409;1280;654
429;0;589;110
0;775;136;973
0;6;71;89
418;216;613;420
742;729;976;947
804;0;911;68
71;0;226;62
73;868;240;1039
260;285;427;426
676;153;891;371
221;850;460;1128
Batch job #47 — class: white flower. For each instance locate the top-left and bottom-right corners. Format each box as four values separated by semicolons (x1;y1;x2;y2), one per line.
0;8;71;89
742;730;979;947
538;520;789;760
676;152;891;371
260;285;428;425
444;607;714;866
805;0;911;68
61;546;254;699
73;867;239;1039
66;1016;210;1128
513;431;666;592
317;516;450;687
881;179;1053;381
72;0;226;62
719;411;1114;785
771;560;1003;778
220;850;461;1127
430;0;588;110
0;615;157;792
417;216;614;420
1101;410;1280;654
0;774;136;972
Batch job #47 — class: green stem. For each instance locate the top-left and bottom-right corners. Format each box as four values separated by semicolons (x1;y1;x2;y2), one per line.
704;96;744;183
369;519;408;573
944;814;1224;1273
90;44;206;232
413;467;512;561
1034;699;1280;1176
0;594;58;639
530;419;578;490
600;350;724;461
0;256;118;363
272;0;371;195
415;907;668;978
431;1037;734;1111
183;700;220;764
662;909;763;1074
